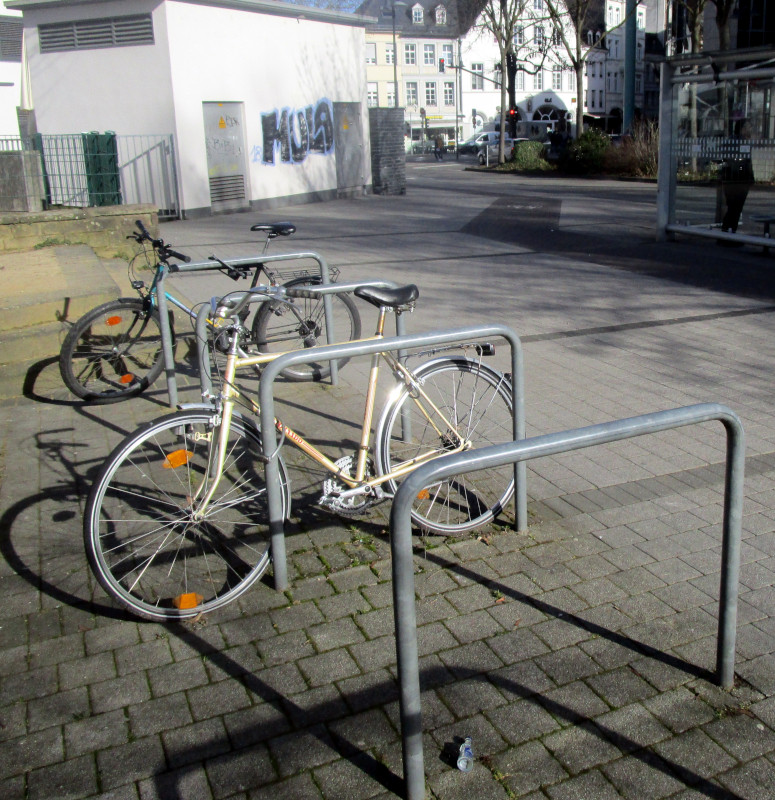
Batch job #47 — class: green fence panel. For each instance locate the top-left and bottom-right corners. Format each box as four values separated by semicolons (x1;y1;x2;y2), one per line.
82;131;122;206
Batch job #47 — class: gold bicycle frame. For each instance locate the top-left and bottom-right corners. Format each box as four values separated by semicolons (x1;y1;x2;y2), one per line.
192;304;470;517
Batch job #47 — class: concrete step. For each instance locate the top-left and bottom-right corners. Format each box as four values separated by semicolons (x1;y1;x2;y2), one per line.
0;245;123;366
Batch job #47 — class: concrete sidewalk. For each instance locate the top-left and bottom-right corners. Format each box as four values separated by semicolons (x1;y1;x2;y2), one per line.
1;164;775;799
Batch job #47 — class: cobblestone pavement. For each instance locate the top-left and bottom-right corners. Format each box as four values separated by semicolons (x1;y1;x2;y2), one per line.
1;165;775;799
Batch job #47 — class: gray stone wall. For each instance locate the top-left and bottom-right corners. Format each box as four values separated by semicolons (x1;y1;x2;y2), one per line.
368;107;406;195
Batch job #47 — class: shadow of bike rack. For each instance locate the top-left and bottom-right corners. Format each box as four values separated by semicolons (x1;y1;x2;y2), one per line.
389;403;744;800
258;323;528;592
193;279;409;400
158;251;340;407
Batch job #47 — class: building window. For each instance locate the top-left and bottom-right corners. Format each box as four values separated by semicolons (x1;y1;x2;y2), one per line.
387;87;396;108
444;81;454;105
366;42;376;64
516;68;524;91
533;0;543;8
494;63;502;88
471;63;484;90
516;26;525;46
38;14;154;52
0;16;22;62
412;5;423;24
404;43;416;65
552;65;562;91
406;81;418;105
535;27;544;48
635;72;642;93
611;38;619;58
636;41;643;61
590;89;596;108
637;10;645;29
534;70;543;91
424;43;435;65
436;6;447;25
552;27;562;47
386;43;395;65
442;43;453;66
425;82;437;106
585;89;588;107
567;69;576;90
367;82;378;107
600;90;604;107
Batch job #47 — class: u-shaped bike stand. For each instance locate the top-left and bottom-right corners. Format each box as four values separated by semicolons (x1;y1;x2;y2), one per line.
390;403;744;800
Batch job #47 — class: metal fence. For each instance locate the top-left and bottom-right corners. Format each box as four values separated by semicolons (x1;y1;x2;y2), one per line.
0;133;179;219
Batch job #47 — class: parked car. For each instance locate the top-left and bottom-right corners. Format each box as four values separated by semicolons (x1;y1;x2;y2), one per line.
459;131;505;155
477;135;515;165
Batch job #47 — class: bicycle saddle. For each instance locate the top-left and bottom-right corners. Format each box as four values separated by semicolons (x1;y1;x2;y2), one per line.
354;284;419;309
249;222;296;237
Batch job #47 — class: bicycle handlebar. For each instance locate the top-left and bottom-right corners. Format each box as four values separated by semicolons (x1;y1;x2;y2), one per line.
131;219;191;266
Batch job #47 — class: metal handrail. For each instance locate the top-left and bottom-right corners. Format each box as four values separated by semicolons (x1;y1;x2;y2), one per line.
389;403;744;800
258;323;527;592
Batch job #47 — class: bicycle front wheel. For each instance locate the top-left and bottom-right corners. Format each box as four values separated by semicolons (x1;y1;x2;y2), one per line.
376;358;514;534
84;410;291;621
251;276;361;381
59;298;165;403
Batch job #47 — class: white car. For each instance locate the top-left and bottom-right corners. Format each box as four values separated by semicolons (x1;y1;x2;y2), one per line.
477;135;515;164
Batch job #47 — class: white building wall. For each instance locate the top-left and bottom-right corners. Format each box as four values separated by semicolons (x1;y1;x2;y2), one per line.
13;0;370;214
0;0;22;135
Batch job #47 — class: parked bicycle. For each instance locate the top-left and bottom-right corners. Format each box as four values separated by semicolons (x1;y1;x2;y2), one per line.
59;220;360;402
83;284;515;620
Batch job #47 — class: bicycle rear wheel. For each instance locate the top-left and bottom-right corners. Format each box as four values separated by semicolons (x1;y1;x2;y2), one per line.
59;297;165;403
251;276;361;381
84;409;290;621
376;358;514;534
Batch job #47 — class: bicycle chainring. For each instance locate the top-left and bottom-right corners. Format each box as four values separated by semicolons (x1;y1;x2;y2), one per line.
319;455;378;516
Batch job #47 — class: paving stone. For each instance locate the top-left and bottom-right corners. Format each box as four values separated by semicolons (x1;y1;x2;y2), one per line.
485;627;549;666
316;589;372;620
268;724;338;778
162;717;230;769
28;685;90;732
187;679;252;722
545;768;622;800
97;735;167;791
534;646;602;686
486;697;562;745
255;629;315;668
717;756;775;799
337;669;399;714
542;680;611;725
704;711;775;761
438;640;505;680
602;752;686;799
308;617;366;652
490;739;569;794
268;601;324;634
653;727;737;781
247;772;323;799
586;666;658;708
223;702;291;748
147;656;210;698
138;765;214;800
314;753;392;800
298;649;361;687
0;726;64;779
128;693;193;738
444;609;504;645
427;761;510;800
27;753;98;800
206;744;276;798
595;703;672;752
63;710;128;760
543;722;622;774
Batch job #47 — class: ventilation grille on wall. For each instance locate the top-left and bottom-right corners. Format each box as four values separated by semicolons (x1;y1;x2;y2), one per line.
209;175;246;203
0;16;23;62
39;14;154;53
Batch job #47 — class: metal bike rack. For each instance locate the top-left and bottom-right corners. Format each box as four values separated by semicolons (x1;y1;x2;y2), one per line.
258;323;527;592
389;403;744;800
157;251;338;407
193;279;409;400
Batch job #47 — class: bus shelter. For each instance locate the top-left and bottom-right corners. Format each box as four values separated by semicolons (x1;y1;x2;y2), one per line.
657;47;775;248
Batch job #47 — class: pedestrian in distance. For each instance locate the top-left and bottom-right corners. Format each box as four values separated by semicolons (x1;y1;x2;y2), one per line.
434;135;444;161
718;117;754;247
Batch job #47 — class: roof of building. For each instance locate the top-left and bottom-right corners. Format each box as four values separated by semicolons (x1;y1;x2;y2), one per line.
354;0;482;38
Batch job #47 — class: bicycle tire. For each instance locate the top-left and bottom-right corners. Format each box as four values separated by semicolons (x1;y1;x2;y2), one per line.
251;276;361;381
59;297;166;403
84;409;291;621
375;357;514;534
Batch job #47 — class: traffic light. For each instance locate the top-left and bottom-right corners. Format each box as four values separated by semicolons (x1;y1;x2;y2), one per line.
507;106;517;138
439;58;445;73
472;108;477;125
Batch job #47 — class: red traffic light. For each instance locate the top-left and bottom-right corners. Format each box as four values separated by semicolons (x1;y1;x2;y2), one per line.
508;107;517;117
439;58;445;72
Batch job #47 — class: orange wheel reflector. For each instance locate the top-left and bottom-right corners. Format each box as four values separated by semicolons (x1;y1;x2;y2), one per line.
163;449;193;469
105;315;123;326
417;489;430;500
173;592;203;610
119;373;136;384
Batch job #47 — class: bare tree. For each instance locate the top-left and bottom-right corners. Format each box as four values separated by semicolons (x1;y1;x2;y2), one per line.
710;0;735;51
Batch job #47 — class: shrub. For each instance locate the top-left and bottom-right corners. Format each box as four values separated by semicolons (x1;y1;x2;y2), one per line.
603;120;659;178
559;129;610;174
511;139;553;171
